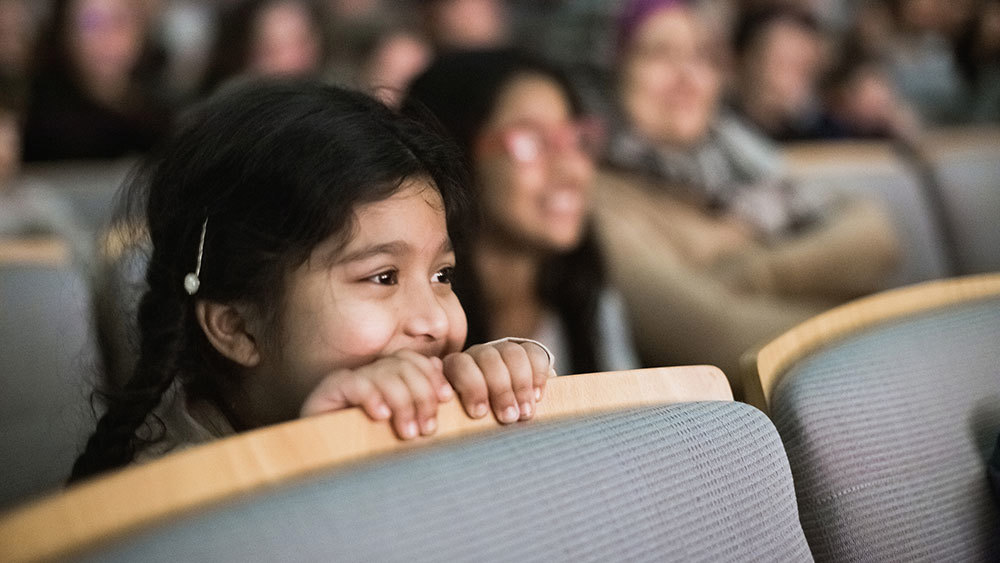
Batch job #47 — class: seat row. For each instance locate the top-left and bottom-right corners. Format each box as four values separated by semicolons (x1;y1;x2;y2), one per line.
1;271;998;561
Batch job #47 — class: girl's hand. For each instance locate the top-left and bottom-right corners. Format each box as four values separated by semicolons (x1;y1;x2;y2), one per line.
443;340;555;424
299;349;453;440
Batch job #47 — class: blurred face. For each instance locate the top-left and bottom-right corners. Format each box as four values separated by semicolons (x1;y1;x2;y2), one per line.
68;0;145;84
362;32;433;108
746;20;824;118
257;180;467;413
620;5;721;147
249;1;323;77
427;0;507;49
474;74;596;253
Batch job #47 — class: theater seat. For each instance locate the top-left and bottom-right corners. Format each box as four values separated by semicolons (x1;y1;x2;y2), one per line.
782;141;953;288
1;366;815;561
81;403;811;562
744;274;1000;561
916;126;1000;275
0;238;100;510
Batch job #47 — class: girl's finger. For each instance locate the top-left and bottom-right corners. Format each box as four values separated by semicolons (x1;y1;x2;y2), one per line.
442;352;489;419
468;345;519;424
372;370;420;440
396;349;451;402
495;341;536;420
396;360;440;436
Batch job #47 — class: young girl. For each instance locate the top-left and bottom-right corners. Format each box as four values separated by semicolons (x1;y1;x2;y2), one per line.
404;49;639;374
70;80;553;482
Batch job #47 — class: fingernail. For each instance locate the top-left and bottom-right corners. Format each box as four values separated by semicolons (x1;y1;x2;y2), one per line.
421;417;437;435
403;421;418;439
375;404;391;419
520;402;532;419
438;384;453;401
501;405;519;423
472;403;488;418
535;387;541;401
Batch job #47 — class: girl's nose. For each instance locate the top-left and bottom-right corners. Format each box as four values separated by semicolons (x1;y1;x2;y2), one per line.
402;283;450;342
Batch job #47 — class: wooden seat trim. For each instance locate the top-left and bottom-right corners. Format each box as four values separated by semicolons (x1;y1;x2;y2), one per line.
742;273;1000;414
0;365;730;562
0;237;70;266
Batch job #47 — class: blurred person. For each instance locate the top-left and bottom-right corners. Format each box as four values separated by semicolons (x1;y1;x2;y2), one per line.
357;23;433;107
406;49;640;374
418;0;510;51
882;0;969;124
0;83;91;259
730;7;835;140
822;51;922;140
592;0;899;383
21;0;171;162
200;0;331;96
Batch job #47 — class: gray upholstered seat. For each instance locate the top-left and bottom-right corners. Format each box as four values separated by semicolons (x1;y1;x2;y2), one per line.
80;402;812;562
782;142;953;287
771;298;1000;561
0;258;100;509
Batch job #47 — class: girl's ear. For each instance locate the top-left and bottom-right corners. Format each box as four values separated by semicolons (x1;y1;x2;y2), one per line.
195;301;262;368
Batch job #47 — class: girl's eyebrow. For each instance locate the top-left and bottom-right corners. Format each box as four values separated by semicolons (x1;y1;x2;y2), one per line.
335;239;453;265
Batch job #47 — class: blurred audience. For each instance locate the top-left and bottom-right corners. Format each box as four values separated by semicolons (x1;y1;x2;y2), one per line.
200;0;332;96
21;0;172;162
356;20;433;107
821;50;921;141
418;0;511;51
0;82;90;258
593;0;900;382
880;0;969;124
730;7;832;141
406;49;640;374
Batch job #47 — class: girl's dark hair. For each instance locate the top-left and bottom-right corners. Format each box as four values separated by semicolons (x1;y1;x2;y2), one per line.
70;79;468;482
200;0;333;96
404;49;605;374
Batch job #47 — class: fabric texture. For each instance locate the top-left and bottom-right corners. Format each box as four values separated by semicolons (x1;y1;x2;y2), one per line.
772;298;1000;562
87;402;813;562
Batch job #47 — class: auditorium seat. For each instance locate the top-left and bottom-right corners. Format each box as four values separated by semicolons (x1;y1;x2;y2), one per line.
782;140;953;288
0;238;100;510
915;126;1000;275
0;367;813;562
743;274;1000;561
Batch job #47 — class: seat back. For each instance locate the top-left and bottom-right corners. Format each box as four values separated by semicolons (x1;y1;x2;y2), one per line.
0;238;100;510
81;402;811;562
748;275;1000;561
916;126;1000;275
0;366;735;562
782;141;952;287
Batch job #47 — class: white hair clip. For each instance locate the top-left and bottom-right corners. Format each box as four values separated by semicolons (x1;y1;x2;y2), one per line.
183;217;208;295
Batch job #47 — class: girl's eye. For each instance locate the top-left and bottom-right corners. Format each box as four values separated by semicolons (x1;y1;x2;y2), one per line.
368;270;398;285
433;266;455;284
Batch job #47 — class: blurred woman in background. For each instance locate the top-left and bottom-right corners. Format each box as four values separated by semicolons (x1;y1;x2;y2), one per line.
22;0;172;161
406;49;639;374
200;0;331;96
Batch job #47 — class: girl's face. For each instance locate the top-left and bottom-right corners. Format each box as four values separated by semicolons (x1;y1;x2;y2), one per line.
256;179;467;415
620;5;721;148
249;0;323;78
474;74;595;253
